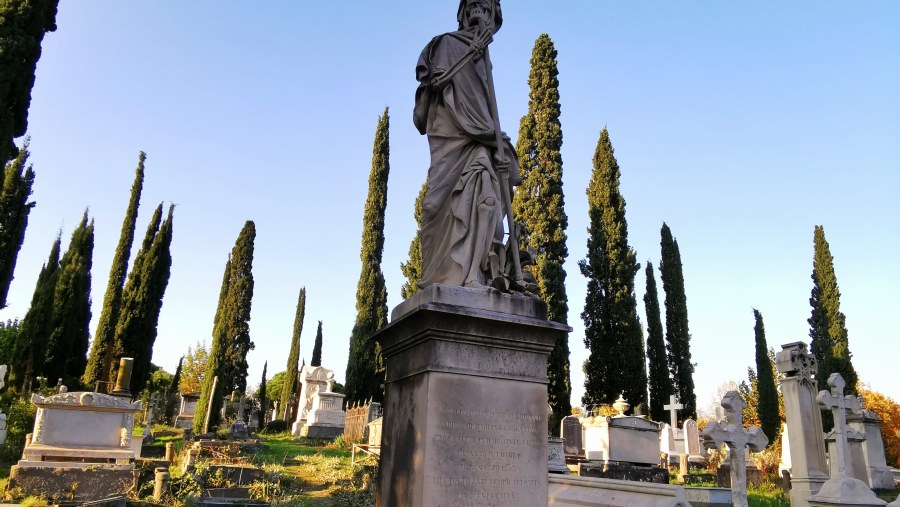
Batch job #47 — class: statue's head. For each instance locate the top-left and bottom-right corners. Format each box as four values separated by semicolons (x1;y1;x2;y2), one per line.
457;0;502;32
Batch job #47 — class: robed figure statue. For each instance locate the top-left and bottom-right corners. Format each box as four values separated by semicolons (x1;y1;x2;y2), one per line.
414;0;532;293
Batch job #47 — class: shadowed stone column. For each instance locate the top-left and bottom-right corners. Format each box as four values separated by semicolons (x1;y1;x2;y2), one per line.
375;285;568;507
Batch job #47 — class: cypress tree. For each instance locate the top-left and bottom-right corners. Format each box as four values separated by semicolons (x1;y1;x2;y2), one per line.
258;360;267;429
644;261;670;422
399;180;426;300
114;204;174;394
44;211;94;385
310;320;323;367
195;254;231;432
222;220;255;395
0;142;36;308
280;286;305;421
660;222;697;421
84;152;145;388
11;231;59;389
753;309;780;444
164;356;183;422
809;225;857;396
579;128;647;411
514;33;571;431
0;0;59;165
344;108;390;404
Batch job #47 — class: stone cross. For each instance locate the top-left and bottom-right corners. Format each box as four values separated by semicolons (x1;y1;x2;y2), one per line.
664;394;683;428
237;395;246;421
701;391;769;507
816;373;861;480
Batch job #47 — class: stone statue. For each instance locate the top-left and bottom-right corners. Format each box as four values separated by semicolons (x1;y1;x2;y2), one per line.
415;0;534;293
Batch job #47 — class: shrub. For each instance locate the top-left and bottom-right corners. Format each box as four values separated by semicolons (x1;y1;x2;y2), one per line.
263;420;289;434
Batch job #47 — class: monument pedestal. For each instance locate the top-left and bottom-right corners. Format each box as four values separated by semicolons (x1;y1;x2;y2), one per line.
375;285;569;507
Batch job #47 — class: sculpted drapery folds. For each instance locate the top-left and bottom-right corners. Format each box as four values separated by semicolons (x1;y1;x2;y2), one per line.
414;0;529;292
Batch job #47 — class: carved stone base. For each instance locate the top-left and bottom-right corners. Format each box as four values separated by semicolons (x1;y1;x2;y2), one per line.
808;477;886;507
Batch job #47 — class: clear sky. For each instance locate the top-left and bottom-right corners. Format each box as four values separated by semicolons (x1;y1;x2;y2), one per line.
4;1;898;414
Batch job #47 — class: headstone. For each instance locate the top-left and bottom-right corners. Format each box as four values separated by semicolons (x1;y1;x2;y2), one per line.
825;426;868;483
111;357;135;398
779;421;791;475
701;390;768;507
561;415;584;460
659;423;678;465
683;419;705;465
290;366;335;436
848;409;896;490
548;436;569;474
298;389;346;439
807;373;885;507
175;392;200;429
776;341;829;507
228;395;249;439
0;364;7;445
367;417;383;449
580;402;663;466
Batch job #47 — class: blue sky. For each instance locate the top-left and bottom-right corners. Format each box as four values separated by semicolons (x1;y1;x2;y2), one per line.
4;1;898;413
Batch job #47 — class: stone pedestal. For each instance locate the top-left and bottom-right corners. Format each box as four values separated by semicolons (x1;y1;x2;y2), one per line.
299;391;346;439
375;285;568;507
848;410;896;490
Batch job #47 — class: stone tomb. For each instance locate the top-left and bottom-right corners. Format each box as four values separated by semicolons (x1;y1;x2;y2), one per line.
374;284;569;507
291;366;337;436
7;391;142;502
298;388;346;439
580;412;662;465
175;392;200;429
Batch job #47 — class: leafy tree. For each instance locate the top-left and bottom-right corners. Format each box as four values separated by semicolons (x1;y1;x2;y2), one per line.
752;309;781;445
111;204;174;394
809;225;857;396
196;221;255;431
281;286;305;421
644;261;669;422
84;153;144;388
264;371;286;403
344;108;390;404
258;360;267;429
0;318;19;366
0;0;59;165
178;341;207;394
400;180;426;299
514;33;571;432
310;320;323;367
10;232;59;389
0;142;35;308
660;222;696;421
579;128;646;411
43;211;94;386
858;384;900;468
739;348;784;431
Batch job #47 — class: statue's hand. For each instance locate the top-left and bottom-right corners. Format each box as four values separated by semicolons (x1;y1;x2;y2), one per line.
430;68;447;89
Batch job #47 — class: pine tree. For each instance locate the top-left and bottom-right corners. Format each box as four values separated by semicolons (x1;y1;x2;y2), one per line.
195;255;231;432
644;261;669;422
43;211;94;386
0;0;59;165
0;142;36;308
809;225;857;395
83;153;144;388
579;128;647;411
660;222;696;421
514;33;571;431
399;180;426;299
11;232;59;389
753;309;780;445
345;108;390;404
114;204;174;394
310;320;323;367
280;287;305;421
258;360;267;429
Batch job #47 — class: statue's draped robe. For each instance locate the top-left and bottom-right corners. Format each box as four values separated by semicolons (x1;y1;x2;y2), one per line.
414;28;519;289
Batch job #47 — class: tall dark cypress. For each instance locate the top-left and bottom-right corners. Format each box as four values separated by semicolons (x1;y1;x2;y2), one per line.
0;142;36;308
165;356;183;422
115;204;174;394
660;222;696;421
579;128;646;410
258;360;267;429
753;309;780;444
514;33;571;431
344;108;390;404
399;180;426;300
809;225;857;396
280;287;305;421
44;211;94;385
221;221;256;395
0;0;59;165
644;261;669;422
84;153;144;388
11;232;59;389
195;254;232;432
310;320;323;367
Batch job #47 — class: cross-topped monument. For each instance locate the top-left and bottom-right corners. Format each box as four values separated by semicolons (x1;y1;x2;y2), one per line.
807;373;885;507
664;394;683;428
701;391;768;507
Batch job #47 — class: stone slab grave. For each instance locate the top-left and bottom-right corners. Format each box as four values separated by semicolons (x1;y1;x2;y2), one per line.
848;409;896;490
807;373;885;507
374;284;569;507
291;365;341;436
176;392;200;429
548;475;690;507
701;390;768;507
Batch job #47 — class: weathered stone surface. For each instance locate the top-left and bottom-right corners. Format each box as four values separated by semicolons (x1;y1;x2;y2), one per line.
375;300;567;507
6;465;134;502
392;283;546;321
848;410;896;490
548;475;689;506
683;486;732;507
581;414;662;466
176;392;200;429
291;366;336;436
561;415;583;459
549;437;569;474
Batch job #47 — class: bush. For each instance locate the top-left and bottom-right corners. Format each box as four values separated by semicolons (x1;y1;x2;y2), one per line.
263;420;289;434
0;394;36;462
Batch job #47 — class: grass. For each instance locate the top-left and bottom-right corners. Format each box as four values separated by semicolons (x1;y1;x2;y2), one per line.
747;481;790;507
